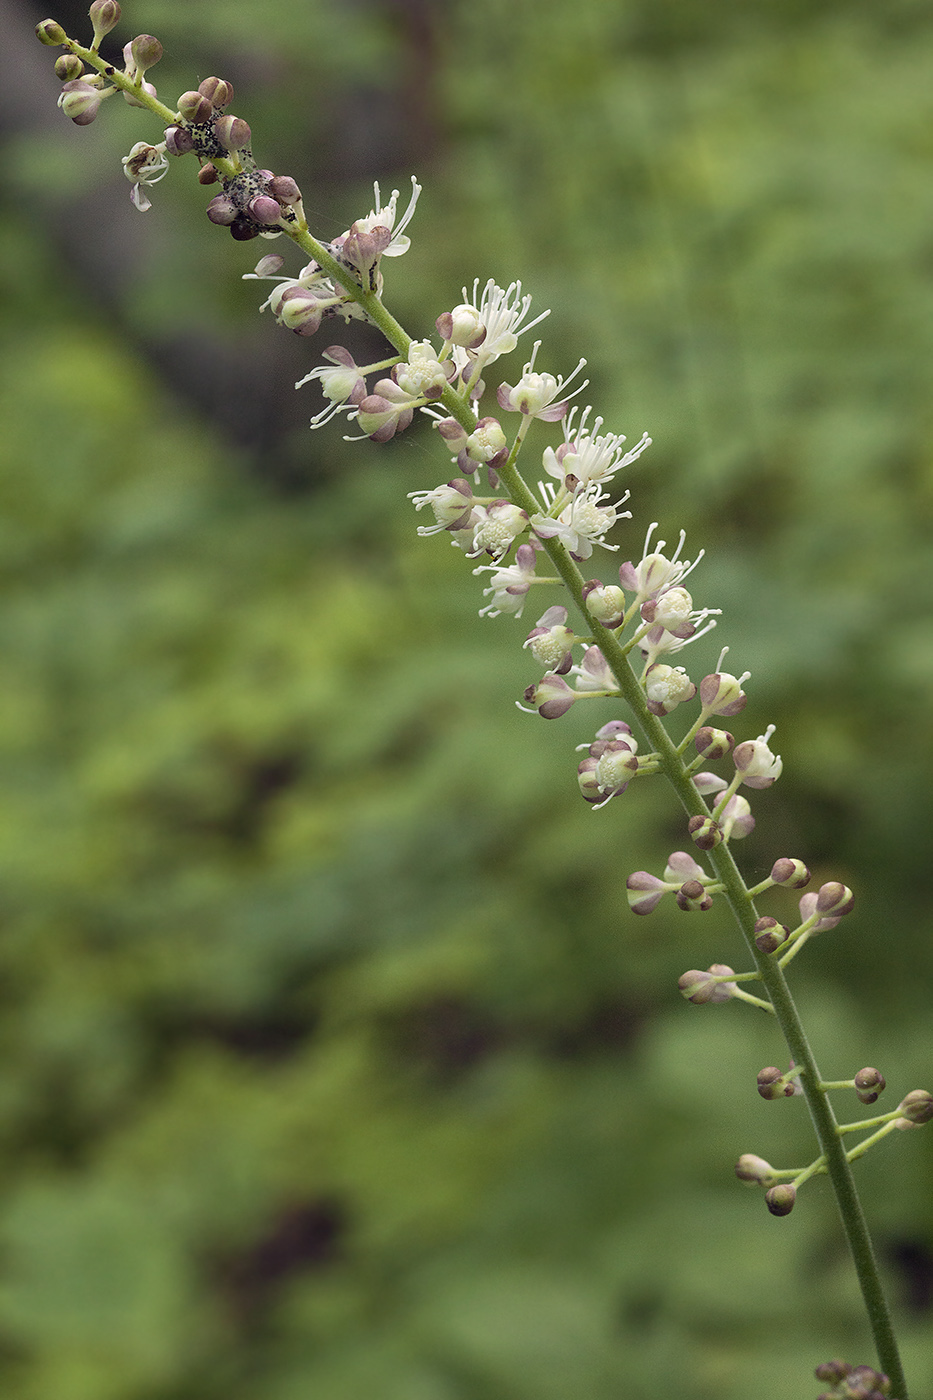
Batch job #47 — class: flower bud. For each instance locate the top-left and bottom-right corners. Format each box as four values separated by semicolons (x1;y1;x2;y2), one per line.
644;663;696;716
733;725;782;788
213;115;251;152
895;1090;933;1125
164;125;195;156
678;964;736;1003
854;1067;885;1105
757;1066;793;1100
229;215;261;241
765;1183;796;1216
57;79;105;124
687;815;723;850
770;857;811;889
675;880;713;912
267;175;302;205
55;54;84;80
247;194;283;225
625;872;666;916
698;669;748;716
129;34;162;73
177;90;214;123
814;1360;853;1384
198;75;234;107
582;580;625;629
522;673;575;720
694;725;733;760
198;163;220;186
36;18;66;44
89;0;121;46
815;882;855;918
205;194;238;226
754;916;789;954
735;1153;776;1186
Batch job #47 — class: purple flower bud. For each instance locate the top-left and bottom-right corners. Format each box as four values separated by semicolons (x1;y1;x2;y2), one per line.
58;79;105;124
694;725;733;759
854;1067;886;1105
757;1066;794;1100
815;881;854;918
765;1183;796;1216
89;0;121;45
164;125;195;156
198;76;234;108
678;964;735;1002
625;871;666;915
247;194;282;225
129;34;163;73
735;1153;777;1185
205;194;238;226
582;580;625;629
754;916;789;953
198;164;220;186
267;175;302;205
698;670;748;716
214;115;251;151
177;90;214;123
733;725;782;788
522;673;575;720
770;857;811;889
54;54;84;81
896;1089;933;1125
675;880;713;912
36;18;66;44
687;815;722;850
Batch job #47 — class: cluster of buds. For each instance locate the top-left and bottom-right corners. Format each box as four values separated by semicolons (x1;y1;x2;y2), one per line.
814;1359;891;1399
39;5;303;237
736;1090;933;1216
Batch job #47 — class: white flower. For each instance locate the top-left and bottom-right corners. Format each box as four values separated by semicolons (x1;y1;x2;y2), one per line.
619;522;705;603
542;406;652;491
531;481;629;560
496;341;588;420
474;543;540;618
121;140;169;211
351;177;422;258
449;279;550;367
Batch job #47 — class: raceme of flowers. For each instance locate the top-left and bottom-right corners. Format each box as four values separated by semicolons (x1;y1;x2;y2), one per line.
36;12;931;1388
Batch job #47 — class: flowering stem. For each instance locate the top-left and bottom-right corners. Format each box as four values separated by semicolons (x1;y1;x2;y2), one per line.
411;428;907;1392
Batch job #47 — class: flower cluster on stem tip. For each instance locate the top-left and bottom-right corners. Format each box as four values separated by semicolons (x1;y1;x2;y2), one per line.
36;9;927;1396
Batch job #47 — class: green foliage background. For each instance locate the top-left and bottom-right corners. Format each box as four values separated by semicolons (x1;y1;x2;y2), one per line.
2;0;932;1396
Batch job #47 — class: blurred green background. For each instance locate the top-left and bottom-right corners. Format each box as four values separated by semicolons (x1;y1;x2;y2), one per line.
1;0;932;1396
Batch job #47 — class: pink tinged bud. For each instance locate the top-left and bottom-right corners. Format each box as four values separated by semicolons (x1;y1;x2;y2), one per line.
644;663;696;716
699;670;748;716
356;384;415;440
733;726;782;788
214;115;251;151
524;673;575;719
577;757;602;804
37;18;67;44
896;1090;933;1125
797;891;843;935
687;815;722;850
854;1067;886;1105
625;871;667;915
198;76;234;107
814;1361;854;1385
576;645;616;692
436;305;486;349
720;794;754;840
770;857;811;889
692;770;727;797
757;1066;795;1100
177;90;214;123
164;125;195;156
58;80;105;123
89;0;121;45
754;916;789;954
582;580;625;629
129;34;162;73
55;54;84;80
678;964;736;1003
198;163;219;185
247;195;282;224
675;880;713;912
765;1183;796;1216
267;176;302;205
735;1153;777;1186
815;881;855;919
694;726;733;760
664;851;705;883
206;194;238;226
339;224;392;276
640;585;695;638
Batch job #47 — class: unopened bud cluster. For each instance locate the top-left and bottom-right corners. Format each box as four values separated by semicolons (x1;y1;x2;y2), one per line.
814;1358;891;1399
